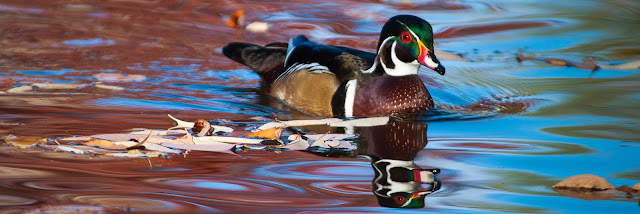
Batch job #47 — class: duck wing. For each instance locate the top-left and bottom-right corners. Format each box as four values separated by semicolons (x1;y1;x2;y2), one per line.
284;35;375;82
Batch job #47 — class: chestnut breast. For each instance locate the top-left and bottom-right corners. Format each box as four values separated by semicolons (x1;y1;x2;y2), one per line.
352;75;433;117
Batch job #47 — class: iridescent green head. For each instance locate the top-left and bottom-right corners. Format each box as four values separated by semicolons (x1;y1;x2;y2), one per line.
375;15;445;76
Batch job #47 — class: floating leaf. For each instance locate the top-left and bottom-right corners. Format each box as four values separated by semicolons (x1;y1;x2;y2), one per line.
281;135;310;150
142;143;181;154
92;73;146;82
106;150;164;158
245;127;283;140
330;117;390;127
7;85;34;93
552;174;614;190
32;83;85;90
245;22;269;32
632;183;640;191
302;134;356;141
168;114;195;130
226;10;245;28
194;136;262;145
54;145;88;154
257;118;343;130
3;134;46;149
85;140;116;147
160;142;236;153
57;136;92;143
94;84;125;91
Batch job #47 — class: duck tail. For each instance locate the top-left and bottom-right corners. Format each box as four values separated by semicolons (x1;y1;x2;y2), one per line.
222;42;286;75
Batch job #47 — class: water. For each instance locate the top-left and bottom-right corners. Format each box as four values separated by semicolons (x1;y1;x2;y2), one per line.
1;0;639;213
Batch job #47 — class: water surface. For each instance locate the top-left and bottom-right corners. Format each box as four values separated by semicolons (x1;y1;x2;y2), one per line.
0;0;639;213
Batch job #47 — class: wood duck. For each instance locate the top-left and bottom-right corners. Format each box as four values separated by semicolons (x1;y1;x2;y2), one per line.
223;15;445;118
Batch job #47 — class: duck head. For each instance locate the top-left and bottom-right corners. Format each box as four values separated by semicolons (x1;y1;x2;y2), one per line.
372;15;445;76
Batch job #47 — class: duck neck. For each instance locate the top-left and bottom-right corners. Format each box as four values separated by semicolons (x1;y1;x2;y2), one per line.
363;37;420;76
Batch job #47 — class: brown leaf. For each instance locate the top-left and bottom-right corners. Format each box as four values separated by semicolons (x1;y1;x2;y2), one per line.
552;174;614;190
57;136;92;143
226;10;244;28
193;119;211;137
616;185;637;194
3;134;46;149
632;183;640;191
245;127;283;140
84;140;116;148
160;142;236;153
92;73;146;83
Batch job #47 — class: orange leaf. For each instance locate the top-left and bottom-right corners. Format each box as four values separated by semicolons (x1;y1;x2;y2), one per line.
226;10;244;28
244;127;282;140
85;140;116;148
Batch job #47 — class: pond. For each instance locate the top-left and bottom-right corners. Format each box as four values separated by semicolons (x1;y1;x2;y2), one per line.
0;0;639;213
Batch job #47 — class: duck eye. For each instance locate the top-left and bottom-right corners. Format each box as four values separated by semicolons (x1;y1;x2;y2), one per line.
394;196;406;204
401;32;412;43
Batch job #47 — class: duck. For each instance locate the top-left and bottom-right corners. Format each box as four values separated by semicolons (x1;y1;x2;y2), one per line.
223;15;445;118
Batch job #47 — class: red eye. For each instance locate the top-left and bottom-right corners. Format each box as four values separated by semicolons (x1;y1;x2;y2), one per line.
401;32;412;43
395;196;406;204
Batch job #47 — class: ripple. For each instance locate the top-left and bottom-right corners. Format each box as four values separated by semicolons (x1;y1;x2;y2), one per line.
67;195;188;212
146;177;305;194
0;195;37;206
253;160;371;181
311;181;371;195
427;138;592;156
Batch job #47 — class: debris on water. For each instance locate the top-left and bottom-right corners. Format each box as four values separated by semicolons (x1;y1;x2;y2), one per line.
245;127;283;140
3;115;371;158
3;134;46;149
245;22;269;33
225;10;245;29
92;72;146;82
552;174;614;190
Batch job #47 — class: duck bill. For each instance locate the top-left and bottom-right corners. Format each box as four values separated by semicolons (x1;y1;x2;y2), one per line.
418;41;445;75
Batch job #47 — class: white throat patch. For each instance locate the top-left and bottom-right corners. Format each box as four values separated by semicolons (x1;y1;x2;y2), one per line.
382;41;420;76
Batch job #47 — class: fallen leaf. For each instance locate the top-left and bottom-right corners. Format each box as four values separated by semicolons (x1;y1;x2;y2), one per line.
281;136;310;150
616;185;636;194
330;117;390;127
310;139;356;149
552;174;614;190
599;59;640;70
193;119;211;137
245;127;283;140
54;145;88;154
32;83;85;90
57;136;92;143
257;118;343;130
142;143;181;154
226;10;244;28
194;136;262;145
632;183;640;191
553;188;615;201
84;140;116;147
245;22;269;32
3;134;46;149
106;150;164;158
7;85;34;93
92;73;146;82
302;134;356;141
94;84;125;91
168;114;195;130
160;142;236;153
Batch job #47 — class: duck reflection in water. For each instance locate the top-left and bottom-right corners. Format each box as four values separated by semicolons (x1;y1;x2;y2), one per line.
359;121;441;208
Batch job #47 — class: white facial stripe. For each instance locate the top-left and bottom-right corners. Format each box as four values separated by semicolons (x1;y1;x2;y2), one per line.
395;20;422;42
384;40;420;76
344;79;357;117
363;36;394;73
